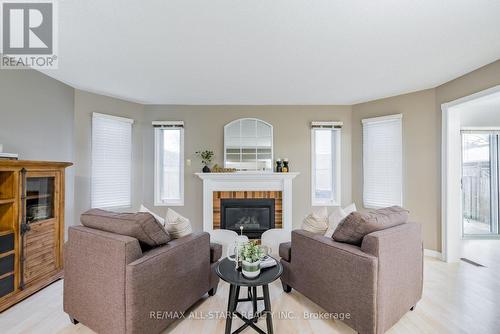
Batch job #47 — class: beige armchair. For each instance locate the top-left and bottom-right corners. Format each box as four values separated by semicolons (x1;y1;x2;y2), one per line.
279;222;423;334
63;226;221;334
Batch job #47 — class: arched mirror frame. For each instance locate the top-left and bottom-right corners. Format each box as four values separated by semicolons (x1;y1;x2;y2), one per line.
224;118;274;171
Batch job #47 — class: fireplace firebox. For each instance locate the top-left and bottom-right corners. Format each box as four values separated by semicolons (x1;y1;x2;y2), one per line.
220;198;275;239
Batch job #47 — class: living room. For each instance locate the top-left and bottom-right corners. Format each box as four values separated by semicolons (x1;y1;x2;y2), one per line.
1;1;500;334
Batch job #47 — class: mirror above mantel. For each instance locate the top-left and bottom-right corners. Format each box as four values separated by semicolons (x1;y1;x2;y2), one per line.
224;118;273;172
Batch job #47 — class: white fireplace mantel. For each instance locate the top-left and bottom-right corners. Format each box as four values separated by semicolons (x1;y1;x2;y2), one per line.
195;172;300;233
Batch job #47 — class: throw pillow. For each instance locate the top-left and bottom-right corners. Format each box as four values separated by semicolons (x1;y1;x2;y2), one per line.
301;207;329;234
165;208;193;239
324;207;346;237
324;203;357;237
343;203;357;215
139;204;165;226
332;206;409;245
81;209;171;246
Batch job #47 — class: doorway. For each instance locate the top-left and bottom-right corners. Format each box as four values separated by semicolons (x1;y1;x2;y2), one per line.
461;131;499;237
442;85;500;262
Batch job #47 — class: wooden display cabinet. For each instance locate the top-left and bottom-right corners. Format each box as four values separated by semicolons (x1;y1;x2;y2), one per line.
0;160;72;312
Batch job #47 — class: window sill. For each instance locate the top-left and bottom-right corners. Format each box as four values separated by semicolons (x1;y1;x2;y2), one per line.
311;201;340;207
92;205;132;211
363;203;403;210
154;201;184;207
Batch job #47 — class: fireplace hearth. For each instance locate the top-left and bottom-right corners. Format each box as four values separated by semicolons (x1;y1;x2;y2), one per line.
221;198;275;239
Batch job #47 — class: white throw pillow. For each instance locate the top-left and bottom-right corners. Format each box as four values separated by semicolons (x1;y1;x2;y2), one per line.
302;207;329;234
311;206;328;220
165;208;193;239
324;207;347;237
324;203;357;237
139;204;165;226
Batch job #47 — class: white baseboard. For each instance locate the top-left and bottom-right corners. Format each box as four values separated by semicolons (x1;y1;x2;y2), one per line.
424;249;442;260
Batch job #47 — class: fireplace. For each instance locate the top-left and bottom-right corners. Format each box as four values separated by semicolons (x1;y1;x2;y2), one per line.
196;173;299;233
221;198;275;239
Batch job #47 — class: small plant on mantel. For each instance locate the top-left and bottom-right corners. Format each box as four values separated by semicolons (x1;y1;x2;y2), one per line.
195;150;214;173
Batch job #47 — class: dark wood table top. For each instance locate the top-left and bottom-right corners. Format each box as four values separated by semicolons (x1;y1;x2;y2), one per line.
216;257;282;287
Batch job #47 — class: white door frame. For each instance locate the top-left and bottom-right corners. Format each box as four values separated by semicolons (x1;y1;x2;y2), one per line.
441;85;500;262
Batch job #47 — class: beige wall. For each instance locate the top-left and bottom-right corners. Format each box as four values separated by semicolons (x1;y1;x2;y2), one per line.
4;61;500;250
71;59;500;248
73;90;145;226
0;70;76;230
435;60;500;106
141;105;352;231
351;59;500;252
351;89;440;250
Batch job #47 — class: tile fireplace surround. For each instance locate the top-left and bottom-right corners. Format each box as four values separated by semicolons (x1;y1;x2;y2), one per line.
195;172;300;233
214;191;282;230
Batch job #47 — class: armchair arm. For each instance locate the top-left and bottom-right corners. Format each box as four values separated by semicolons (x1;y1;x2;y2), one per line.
63;226;142;334
210;242;222;263
125;232;211;334
361;222;423;333
279;241;291;262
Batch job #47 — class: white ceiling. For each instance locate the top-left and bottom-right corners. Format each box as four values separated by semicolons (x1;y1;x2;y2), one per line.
41;0;500;105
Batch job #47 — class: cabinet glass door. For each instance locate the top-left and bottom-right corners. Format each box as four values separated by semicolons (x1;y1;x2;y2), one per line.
22;174;59;287
26;177;55;223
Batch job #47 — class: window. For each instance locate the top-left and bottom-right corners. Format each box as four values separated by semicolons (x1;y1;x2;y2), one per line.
311;122;342;206
362;114;403;208
91;113;133;208
154;121;184;206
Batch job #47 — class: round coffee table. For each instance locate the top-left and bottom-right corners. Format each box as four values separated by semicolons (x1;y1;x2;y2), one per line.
216;257;283;334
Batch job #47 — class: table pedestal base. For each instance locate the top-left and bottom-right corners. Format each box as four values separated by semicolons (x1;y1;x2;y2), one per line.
225;284;274;334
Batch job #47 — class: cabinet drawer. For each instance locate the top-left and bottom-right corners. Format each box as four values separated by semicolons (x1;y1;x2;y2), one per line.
0;274;14;298
0;233;14;253
0;254;14;276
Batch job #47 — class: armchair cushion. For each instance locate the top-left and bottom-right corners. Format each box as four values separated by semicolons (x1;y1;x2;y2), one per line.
210;243;222;263
81;209;171;247
333;206;408;245
279;241;291;262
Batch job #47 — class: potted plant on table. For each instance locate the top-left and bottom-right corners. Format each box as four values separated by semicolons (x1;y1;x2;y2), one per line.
195;150;214;173
240;241;265;279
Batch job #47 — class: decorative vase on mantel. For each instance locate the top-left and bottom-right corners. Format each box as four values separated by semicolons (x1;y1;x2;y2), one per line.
202;165;210;173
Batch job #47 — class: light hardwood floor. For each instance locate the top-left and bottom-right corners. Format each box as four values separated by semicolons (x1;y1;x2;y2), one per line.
1;256;499;334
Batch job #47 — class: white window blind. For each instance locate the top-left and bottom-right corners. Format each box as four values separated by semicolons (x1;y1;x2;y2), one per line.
362;114;403;208
91;113;133;208
311;122;342;206
154;121;184;206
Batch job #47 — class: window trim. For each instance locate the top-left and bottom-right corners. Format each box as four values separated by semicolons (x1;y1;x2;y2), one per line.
91;112;134;210
361;113;402;126
93;112;134;124
154;123;185;206
311;122;342;207
362;113;403;209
